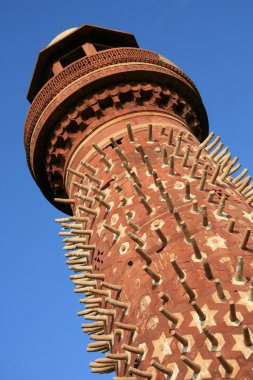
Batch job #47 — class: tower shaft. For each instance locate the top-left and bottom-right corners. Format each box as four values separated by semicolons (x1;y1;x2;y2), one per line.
24;25;253;379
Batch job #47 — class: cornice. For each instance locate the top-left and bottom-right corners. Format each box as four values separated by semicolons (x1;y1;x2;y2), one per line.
24;48;202;162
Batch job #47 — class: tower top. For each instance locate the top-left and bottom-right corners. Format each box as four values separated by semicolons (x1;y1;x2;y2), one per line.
27;24;139;102
24;23;208;213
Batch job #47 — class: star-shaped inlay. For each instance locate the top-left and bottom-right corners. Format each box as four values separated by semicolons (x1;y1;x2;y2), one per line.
116;195;135;208
242;210;253;224
151;331;172;361
237;291;253;312
184;352;212;379
204;332;225;352
165;363;179;380
232;333;253;359
218;359;240;378
148;183;159;192
190;304;218;330
189;310;206;332
173;313;184;328
126;195;134;206
206;234;227;251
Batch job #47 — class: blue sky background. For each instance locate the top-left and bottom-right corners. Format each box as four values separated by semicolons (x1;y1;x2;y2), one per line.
1;1;253;379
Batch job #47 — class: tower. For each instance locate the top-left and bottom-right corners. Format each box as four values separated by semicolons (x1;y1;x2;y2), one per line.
24;24;253;379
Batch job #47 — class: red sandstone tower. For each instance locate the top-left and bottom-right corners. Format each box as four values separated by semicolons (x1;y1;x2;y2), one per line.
24;25;253;379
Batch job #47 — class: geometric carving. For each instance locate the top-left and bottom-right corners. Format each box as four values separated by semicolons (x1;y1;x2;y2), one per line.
45;83;200;198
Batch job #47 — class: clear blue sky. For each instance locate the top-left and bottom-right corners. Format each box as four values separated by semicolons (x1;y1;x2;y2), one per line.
1;1;253;379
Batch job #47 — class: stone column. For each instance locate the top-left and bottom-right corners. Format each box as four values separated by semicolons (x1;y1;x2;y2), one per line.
24;25;253;380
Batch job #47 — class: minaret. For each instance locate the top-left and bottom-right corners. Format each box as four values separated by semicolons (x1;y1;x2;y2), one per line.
24;24;253;379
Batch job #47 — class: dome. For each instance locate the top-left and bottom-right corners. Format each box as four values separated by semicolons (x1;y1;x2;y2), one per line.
48;27;78;47
158;54;179;69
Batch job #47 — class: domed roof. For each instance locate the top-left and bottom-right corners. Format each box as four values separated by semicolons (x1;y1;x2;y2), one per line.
159;54;179;69
47;27;78;46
